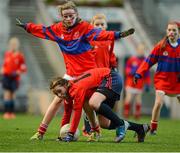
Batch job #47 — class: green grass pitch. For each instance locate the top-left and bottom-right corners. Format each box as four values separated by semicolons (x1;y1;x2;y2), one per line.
0;114;180;152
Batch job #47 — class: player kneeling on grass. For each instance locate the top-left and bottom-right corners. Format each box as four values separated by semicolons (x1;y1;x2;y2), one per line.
47;68;149;142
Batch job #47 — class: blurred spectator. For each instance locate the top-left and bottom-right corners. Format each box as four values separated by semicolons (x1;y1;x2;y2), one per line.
0;37;27;119
124;43;151;119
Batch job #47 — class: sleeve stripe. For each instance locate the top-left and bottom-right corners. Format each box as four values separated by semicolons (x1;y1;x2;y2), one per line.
93;29;102;41
47;26;59;41
84;29;99;38
145;58;154;66
42;26;50;40
114;31;120;39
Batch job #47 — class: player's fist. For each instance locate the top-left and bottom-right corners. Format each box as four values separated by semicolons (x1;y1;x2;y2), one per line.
16;18;25;28
120;28;135;38
133;73;142;85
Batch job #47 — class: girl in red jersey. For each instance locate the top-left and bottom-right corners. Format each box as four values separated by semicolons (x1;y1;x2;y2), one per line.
49;68;149;142
83;13;119;135
0;37;27;119
124;43;150;119
134;22;180;134
26;0;134;140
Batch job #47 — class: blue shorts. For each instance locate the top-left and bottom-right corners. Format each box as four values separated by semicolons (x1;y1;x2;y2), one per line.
96;70;123;103
2;75;19;92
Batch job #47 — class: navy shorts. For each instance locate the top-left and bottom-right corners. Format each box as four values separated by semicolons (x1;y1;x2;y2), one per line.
96;70;123;108
2;75;19;92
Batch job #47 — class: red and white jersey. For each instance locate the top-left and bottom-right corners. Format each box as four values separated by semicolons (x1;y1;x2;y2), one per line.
1;50;27;80
125;56;150;90
136;40;180;94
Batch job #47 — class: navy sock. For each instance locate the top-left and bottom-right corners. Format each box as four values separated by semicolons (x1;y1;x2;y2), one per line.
108;121;117;130
4;100;11;113
9;100;15;113
97;103;124;128
127;121;142;132
83;115;91;132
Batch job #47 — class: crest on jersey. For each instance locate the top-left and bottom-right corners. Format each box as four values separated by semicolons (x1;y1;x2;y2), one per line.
73;32;80;39
163;51;168;56
60;34;64;39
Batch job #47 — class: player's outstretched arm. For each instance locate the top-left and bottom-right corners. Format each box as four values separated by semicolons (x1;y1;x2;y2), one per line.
16;18;56;41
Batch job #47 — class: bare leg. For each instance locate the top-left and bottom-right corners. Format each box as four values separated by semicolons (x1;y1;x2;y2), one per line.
134;93;142;119
124;91;133;118
150;91;164;133
98;115;110;129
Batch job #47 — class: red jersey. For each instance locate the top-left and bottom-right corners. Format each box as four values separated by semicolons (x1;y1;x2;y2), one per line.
1;51;27;80
61;68;110;133
125;56;150;89
136;40;180;94
24;20;120;77
90;41;117;68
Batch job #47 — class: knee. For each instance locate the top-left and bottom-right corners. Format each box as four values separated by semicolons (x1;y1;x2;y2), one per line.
89;99;100;111
88;99;96;110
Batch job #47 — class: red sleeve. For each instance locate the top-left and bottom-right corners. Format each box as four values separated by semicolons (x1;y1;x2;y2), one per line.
69;89;85;134
61;99;73;127
109;41;117;68
25;23;59;41
136;43;160;77
85;23;120;41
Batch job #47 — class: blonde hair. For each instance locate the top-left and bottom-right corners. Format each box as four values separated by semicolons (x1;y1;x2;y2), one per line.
8;37;20;51
91;13;107;25
57;0;77;15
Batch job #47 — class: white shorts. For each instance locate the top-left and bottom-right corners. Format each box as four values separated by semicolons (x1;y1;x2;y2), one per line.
156;90;180;98
125;86;142;94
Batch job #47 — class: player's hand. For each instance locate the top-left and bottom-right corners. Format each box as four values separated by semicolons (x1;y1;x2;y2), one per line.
120;28;135;38
16;18;25;28
62;132;74;142
133;73;142;85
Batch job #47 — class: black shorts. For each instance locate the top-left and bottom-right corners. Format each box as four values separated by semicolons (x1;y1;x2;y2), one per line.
96;87;120;109
96;70;123;108
2;75;19;92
